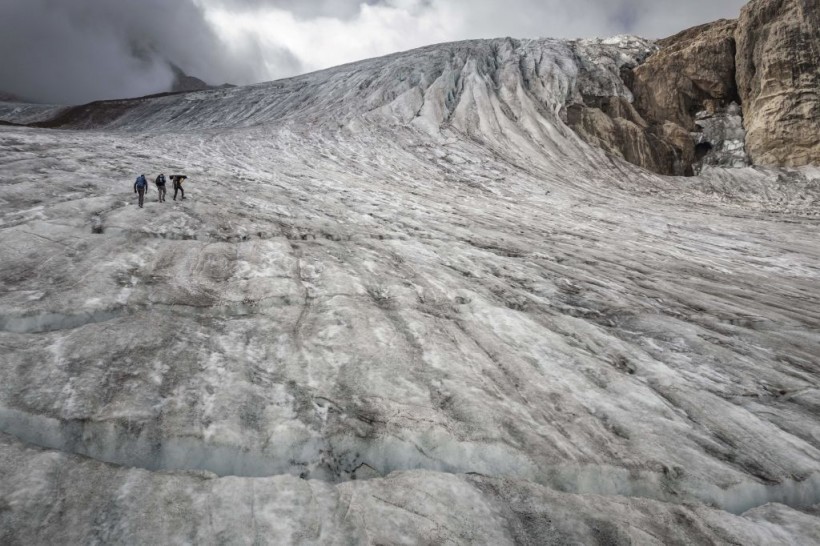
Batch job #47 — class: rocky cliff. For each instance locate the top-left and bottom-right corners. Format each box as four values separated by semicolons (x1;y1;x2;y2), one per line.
634;20;740;131
567;0;818;175
736;0;820;166
567;20;744;176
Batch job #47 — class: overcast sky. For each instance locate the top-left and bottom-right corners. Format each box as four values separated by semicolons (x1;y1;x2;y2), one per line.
0;0;748;104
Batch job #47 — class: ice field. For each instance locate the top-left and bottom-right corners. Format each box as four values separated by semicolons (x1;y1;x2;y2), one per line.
1;36;819;543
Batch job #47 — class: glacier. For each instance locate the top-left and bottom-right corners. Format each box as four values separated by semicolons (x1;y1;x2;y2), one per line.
1;36;820;544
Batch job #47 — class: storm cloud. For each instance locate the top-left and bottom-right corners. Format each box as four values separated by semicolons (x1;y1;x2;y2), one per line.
0;0;294;104
0;0;748;105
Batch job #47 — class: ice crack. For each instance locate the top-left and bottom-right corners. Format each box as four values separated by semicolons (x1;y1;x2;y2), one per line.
2;406;820;515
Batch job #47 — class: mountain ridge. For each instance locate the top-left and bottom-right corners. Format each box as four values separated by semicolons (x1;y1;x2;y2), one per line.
4;0;816;177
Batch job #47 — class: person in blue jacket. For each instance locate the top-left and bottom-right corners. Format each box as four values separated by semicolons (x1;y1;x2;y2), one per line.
134;174;148;208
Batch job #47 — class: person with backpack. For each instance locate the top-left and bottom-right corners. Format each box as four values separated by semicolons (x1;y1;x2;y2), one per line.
134;174;148;208
171;175;187;201
155;173;167;202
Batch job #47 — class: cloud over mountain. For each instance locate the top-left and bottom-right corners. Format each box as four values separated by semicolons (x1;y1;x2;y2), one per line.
0;0;747;104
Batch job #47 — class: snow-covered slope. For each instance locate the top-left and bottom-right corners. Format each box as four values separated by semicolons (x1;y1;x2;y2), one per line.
0;101;67;125
23;37;648;136
1;37;820;544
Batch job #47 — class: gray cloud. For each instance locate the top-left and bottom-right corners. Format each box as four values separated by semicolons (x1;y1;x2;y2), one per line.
0;0;748;105
0;0;297;104
435;0;749;40
201;0;746;38
207;0;387;20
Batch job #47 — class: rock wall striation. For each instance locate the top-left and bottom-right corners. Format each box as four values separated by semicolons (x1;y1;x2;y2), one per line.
735;0;820;166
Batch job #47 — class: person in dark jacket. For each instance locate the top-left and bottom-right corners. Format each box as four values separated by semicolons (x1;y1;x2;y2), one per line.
155;173;167;202
134;174;148;208
170;175;187;201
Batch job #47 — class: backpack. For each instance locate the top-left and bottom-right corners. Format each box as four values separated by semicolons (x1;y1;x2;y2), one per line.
156;174;166;186
135;175;147;189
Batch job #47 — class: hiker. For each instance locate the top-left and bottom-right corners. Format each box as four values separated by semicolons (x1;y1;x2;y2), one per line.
171;175;187;201
134;174;148;208
155;173;167;202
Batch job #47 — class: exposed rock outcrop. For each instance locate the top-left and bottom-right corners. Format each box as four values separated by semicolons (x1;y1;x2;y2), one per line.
567;20;743;176
170;64;211;93
566;97;695;175
631;19;740;133
568;0;819;175
735;0;820;166
624;18;748;176
169;63;223;94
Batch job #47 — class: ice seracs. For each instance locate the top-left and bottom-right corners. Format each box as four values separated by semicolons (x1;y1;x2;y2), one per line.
693;103;750;174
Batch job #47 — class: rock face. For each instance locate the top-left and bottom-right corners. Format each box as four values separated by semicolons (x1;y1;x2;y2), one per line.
632;19;740;132
566;98;696;176
170;64;212;93
566;21;744;176
568;0;819;175
169;63;234;94
735;0;820;166
564;37;689;175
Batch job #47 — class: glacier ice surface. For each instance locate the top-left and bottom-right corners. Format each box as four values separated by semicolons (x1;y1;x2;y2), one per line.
1;36;820;544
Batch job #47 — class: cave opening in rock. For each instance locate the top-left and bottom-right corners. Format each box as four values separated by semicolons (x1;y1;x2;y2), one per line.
695;141;713;161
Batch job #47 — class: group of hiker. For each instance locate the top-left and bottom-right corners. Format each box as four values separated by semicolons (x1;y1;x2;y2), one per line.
134;174;187;208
